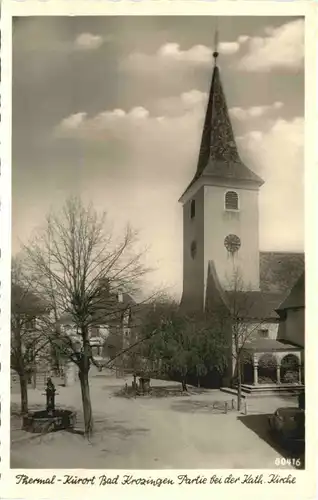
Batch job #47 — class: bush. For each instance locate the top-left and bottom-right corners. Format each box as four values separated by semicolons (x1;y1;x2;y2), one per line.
284;370;298;384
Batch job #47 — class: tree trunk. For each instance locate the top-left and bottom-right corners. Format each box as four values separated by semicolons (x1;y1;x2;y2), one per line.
32;369;37;389
77;331;94;437
197;376;200;388
182;377;187;392
237;359;242;412
19;372;28;415
133;373;137;397
79;369;94;437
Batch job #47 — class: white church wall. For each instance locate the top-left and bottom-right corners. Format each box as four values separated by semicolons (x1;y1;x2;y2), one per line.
245;321;279;341
182;187;205;310
280;308;304;348
203;184;260;293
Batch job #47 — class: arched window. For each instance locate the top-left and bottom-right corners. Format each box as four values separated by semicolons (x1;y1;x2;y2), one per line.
190;199;196;219
225;191;239;210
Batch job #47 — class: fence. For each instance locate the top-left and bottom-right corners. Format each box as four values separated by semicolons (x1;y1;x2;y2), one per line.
210;399;248;415
11;369;52;389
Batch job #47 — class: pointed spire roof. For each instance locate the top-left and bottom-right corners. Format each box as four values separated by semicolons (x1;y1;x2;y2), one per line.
180;50;264;200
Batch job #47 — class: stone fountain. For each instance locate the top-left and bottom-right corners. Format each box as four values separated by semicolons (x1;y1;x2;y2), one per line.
22;378;77;433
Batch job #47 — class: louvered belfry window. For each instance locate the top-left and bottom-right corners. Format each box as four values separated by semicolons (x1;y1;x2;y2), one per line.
225;191;239;210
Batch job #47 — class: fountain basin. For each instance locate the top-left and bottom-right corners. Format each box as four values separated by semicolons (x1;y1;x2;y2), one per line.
22;409;77;433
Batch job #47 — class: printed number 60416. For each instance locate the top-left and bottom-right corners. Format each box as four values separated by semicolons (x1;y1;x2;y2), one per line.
275;457;302;467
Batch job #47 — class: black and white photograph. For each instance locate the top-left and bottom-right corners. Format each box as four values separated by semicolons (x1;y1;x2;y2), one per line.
5;8;312;481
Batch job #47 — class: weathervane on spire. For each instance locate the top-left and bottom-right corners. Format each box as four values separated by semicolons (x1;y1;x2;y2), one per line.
213;21;219;65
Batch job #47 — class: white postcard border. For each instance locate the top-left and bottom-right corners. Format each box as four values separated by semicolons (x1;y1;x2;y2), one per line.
1;1;317;499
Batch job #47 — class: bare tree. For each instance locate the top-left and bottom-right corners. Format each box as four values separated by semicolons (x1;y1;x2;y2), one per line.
22;196;150;437
11;258;50;414
225;268;269;411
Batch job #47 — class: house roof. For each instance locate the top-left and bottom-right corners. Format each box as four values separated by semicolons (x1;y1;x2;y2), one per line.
205;261;285;321
90;291;135;328
276;272;305;311
243;338;303;353
205;252;305;321
180;60;263;200
260;251;304;295
224;290;284;320
205;260;229;313
57;291;135;326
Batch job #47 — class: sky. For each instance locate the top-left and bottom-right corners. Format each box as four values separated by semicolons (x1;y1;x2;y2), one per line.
12;16;304;299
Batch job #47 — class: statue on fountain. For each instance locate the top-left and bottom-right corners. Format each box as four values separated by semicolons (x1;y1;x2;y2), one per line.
45;377;56;415
22;376;76;433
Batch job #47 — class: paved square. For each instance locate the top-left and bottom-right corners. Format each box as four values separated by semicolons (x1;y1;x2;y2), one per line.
11;372;300;469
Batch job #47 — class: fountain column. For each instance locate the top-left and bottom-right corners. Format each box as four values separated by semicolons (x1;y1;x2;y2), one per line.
276;363;281;384
253;361;258;385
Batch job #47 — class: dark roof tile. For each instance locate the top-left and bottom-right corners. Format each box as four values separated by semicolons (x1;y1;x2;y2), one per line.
181;63;263;199
277;272;305;311
224;290;284;320
244;338;303;352
260;251;304;295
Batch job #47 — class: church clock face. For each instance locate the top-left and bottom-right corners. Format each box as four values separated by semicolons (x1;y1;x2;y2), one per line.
224;234;241;254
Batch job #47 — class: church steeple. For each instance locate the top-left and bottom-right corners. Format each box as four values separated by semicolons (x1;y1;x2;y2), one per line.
180;32;263;311
180;41;264;201
196;56;241;176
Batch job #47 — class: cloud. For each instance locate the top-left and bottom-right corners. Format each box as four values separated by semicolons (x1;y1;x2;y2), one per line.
55;99;303;201
120;45;212;74
55;89;207;138
238;116;304;170
121;38;247;74
157;43;213;64
53;91;208;189
241;116;304;151
53;92;211;296
180;89;207;107
129;106;150;119
229;101;283;121
238;35;250;44
153;89;207;117
74;33;104;50
219;42;240;55
237;19;304;72
58;112;87;130
56;106;152;137
54;106;304;292
53;94;210;298
156;41;241;63
54;99;303;258
237;116;304;249
14;22;107;55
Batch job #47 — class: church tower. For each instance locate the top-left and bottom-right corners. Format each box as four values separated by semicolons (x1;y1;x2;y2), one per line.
179;46;264;311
